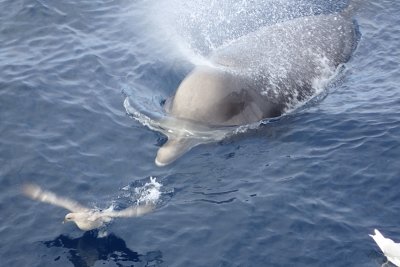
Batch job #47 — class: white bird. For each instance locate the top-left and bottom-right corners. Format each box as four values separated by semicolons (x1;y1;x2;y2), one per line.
370;229;400;267
22;183;155;231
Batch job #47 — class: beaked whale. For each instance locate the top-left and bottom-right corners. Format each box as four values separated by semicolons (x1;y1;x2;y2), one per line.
155;1;361;166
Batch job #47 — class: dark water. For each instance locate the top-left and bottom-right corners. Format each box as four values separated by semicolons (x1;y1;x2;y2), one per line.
1;0;399;266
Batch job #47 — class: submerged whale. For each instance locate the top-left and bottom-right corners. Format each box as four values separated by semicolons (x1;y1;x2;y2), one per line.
154;2;360;166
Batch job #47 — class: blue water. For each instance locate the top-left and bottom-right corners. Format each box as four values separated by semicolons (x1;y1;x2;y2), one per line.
1;0;399;266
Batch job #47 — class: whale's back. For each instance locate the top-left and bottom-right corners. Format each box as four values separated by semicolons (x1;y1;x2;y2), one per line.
212;13;356;84
171;13;357;126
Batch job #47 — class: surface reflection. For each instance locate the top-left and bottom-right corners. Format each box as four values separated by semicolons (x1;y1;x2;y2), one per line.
43;231;163;267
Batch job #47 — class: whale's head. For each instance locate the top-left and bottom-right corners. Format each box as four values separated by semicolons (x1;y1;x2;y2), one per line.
154;66;256;166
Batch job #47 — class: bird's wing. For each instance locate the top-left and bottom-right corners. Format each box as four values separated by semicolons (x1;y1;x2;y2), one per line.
102;204;155;218
22;183;89;212
370;229;400;265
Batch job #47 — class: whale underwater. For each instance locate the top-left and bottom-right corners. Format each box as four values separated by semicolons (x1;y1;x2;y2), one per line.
127;2;361;166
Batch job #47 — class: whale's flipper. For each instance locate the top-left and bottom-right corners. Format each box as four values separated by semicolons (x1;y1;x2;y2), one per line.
155;136;200;166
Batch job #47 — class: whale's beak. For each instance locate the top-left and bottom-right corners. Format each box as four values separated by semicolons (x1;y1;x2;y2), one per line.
155;137;197;166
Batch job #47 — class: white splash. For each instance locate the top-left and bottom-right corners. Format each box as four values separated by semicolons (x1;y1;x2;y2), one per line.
148;0;312;61
311;54;337;92
134;177;162;205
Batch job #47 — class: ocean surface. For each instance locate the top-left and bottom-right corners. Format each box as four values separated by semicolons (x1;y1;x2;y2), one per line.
0;0;399;266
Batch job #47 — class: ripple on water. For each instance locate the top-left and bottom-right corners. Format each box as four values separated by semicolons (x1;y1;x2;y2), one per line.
1;0;400;267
